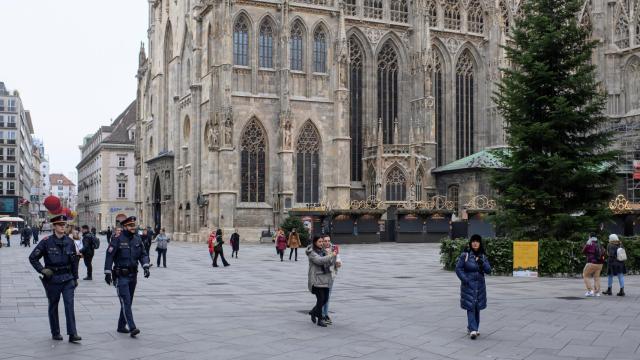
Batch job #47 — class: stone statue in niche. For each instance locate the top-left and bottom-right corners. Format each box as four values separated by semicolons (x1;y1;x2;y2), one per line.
283;121;292;150
224;119;233;146
206;121;216;151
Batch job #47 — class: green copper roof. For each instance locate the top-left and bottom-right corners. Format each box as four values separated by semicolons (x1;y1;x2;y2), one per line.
432;148;507;173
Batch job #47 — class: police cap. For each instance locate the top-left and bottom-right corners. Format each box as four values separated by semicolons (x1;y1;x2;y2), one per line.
50;214;68;225
121;216;137;226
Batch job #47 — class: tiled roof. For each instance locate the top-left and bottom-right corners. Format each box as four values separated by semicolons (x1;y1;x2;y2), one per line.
432;148;508;173
103;100;136;145
49;173;75;187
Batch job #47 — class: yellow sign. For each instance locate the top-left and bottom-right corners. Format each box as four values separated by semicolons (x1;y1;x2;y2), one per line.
513;241;538;277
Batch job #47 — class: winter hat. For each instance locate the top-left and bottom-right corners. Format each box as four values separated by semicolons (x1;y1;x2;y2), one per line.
608;234;620;243
468;234;484;254
587;232;598;244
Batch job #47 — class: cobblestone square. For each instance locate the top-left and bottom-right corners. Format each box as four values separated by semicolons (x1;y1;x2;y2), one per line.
1;236;639;360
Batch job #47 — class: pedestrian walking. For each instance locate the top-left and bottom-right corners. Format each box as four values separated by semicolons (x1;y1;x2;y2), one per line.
80;225;100;280
113;226;122;242
5;224;12;247
306;235;337;327
209;229;230;267
229;229;240;258
141;228;152;255
106;226;113;243
28;214;81;343
154;228;169;268
21;225;32;247
455;234;491;340
582;233;604;297
322;235;341;325
603;234;626;296
32;225;40;244
287;228;301;261
276;228;287;261
104;216;150;337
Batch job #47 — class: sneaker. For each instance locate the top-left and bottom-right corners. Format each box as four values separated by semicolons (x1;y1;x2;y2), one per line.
595;292;601;297
470;331;477;340
584;290;594;297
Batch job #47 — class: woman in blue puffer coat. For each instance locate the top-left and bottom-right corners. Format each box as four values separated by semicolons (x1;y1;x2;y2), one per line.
455;234;491;340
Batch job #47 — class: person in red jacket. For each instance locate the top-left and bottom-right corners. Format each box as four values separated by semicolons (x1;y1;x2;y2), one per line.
275;228;287;262
208;229;229;267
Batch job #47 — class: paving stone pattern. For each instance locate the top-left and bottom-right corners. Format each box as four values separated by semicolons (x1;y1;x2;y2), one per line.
1;234;639;360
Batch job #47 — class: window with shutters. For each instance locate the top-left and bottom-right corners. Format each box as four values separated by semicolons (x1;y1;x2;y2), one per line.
296;122;321;203
377;41;399;144
233;16;249;66
240;118;267;203
349;36;364;181
455;51;476;160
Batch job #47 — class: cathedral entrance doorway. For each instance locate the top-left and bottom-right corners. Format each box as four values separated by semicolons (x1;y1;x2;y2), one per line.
153;176;162;232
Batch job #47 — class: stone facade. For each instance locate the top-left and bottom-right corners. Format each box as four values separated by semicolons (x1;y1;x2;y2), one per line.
135;0;640;242
77;101;137;230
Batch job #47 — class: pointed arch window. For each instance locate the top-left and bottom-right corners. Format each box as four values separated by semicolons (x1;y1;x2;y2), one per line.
296;122;321;203
240;119;267;203
467;0;484;34
614;4;630;48
259;20;274;68
349;36;364;181
431;49;445;166
233;16;249;66
499;0;511;34
364;0;383;20
313;27;327;73
205;24;213;71
391;0;409;23
290;21;304;71
579;4;593;35
385;166;407;201
377;42;399;145
447;185;459;212
635;10;640;45
345;0;357;16
443;0;461;30
625;57;640;112
367;166;377;198
456;51;475;160
184;58;191;93
415;169;424;201
162;23;173;152
427;1;438;27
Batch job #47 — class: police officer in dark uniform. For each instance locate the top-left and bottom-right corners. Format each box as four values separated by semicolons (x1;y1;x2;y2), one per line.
28;214;82;343
104;216;150;337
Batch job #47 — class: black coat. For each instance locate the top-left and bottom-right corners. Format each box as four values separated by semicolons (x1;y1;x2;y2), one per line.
607;243;626;275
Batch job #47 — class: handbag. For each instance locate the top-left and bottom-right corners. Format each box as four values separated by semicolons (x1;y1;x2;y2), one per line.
616;245;627;262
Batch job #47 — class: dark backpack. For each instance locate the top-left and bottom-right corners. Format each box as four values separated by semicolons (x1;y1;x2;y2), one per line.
594;244;605;263
92;235;100;250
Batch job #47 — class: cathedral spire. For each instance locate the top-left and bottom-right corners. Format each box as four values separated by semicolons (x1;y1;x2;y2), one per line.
138;42;147;68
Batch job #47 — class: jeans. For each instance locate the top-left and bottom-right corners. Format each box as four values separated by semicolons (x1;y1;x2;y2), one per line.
608;273;625;288
467;306;480;332
311;286;330;318
322;287;332;317
157;248;167;267
289;248;298;260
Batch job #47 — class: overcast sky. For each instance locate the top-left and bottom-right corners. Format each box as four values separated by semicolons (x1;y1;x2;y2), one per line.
0;1;148;180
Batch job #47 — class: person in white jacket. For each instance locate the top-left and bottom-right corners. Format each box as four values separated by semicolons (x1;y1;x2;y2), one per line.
322;235;341;325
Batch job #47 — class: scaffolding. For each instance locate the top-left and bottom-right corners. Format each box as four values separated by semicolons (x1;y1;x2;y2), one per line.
608;112;640;204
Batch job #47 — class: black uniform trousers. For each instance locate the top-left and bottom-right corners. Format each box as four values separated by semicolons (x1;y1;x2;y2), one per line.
44;279;77;336
115;275;138;330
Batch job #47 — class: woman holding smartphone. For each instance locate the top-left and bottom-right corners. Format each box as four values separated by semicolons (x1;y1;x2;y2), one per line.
306;235;337;327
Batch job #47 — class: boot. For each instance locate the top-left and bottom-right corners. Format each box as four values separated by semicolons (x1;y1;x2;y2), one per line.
603;287;612;295
130;328;140;337
317;318;328;327
69;334;82;343
617;288;625;296
52;334;63;341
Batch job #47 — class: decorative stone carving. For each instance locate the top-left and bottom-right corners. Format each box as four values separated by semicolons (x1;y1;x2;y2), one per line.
364;28;387;48
445;37;461;55
283;120;292;150
224;120;233;146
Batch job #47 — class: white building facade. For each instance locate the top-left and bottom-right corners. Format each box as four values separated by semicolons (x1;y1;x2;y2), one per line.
77;101;137;230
